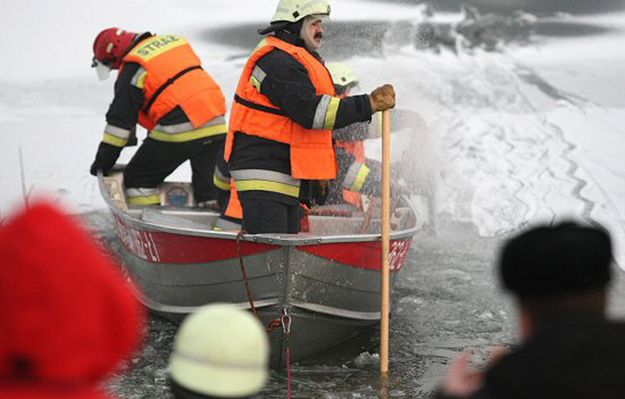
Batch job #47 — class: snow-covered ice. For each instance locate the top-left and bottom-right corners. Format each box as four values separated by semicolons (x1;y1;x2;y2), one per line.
2;0;625;268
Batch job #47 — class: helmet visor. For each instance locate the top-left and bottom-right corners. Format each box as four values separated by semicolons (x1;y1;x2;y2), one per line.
92;59;112;81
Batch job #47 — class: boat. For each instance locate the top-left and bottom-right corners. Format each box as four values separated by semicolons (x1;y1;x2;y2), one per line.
98;170;421;367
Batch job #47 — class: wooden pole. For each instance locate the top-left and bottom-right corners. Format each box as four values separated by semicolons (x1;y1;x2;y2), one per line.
380;110;392;377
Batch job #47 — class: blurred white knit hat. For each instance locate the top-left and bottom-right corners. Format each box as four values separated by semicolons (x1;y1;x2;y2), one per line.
169;304;269;397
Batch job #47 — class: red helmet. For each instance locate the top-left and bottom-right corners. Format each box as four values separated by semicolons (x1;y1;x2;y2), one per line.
92;27;137;69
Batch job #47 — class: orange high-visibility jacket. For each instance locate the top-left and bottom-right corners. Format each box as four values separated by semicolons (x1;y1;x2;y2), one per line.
122;34;226;131
336;140;366;208
224;183;243;220
225;36;337;180
336;141;365;163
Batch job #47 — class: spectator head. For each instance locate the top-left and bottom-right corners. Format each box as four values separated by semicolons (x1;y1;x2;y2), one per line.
499;221;613;326
0;201;145;398
169;304;269;399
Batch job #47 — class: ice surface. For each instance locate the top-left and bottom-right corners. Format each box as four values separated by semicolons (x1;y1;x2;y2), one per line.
1;2;625;268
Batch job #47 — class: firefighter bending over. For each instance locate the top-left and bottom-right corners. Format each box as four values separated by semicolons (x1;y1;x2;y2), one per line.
89;28;228;207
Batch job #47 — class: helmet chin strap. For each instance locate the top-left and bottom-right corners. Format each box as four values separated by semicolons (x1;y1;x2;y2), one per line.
94;60;112;81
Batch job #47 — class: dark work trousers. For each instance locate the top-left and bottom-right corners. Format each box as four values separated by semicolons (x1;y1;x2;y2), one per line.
214;143;231;211
240;197;300;234
124;136;225;203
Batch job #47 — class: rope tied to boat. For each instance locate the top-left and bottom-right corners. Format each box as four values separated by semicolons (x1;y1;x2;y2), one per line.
280;308;293;399
266;318;282;333
236;230;258;316
235;232;293;398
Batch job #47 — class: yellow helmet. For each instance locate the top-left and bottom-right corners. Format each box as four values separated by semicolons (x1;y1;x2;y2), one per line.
169;304;269;398
270;0;331;24
327;62;359;94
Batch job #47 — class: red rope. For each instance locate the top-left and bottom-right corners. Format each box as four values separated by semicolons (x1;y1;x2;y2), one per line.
286;347;292;398
236;232;293;398
236;230;258;317
280;310;293;399
360;197;378;234
266;318;281;333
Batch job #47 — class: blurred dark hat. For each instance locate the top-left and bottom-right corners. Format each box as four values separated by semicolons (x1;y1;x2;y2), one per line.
499;221;612;298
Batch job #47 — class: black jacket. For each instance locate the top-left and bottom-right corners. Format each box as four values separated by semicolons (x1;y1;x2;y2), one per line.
228;31;372;203
92;33;207;176
433;315;625;399
105;32;196;134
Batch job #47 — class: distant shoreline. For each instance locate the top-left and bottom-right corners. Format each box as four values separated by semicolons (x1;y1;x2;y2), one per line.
362;0;625;16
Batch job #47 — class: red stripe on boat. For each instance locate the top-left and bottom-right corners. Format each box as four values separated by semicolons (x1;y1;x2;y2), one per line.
298;240;412;271
113;215;277;263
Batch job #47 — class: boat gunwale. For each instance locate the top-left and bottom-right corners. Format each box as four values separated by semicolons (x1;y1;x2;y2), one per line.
98;173;420;246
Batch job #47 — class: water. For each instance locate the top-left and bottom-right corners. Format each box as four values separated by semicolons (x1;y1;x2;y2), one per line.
90;212;506;398
88;210;625;398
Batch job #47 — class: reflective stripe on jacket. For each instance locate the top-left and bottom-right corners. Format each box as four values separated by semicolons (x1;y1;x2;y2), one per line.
122;35;227;134
225;36;338;180
336;139;367;207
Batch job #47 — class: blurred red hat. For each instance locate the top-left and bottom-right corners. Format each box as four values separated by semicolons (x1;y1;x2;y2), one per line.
0;387;112;399
0;202;145;398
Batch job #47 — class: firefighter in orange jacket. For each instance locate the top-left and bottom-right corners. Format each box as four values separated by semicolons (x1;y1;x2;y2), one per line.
212;142;243;231
89;28;228;207
326;62;382;209
225;0;396;234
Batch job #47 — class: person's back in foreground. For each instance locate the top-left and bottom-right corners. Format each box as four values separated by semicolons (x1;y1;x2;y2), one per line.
169;304;269;399
434;221;625;399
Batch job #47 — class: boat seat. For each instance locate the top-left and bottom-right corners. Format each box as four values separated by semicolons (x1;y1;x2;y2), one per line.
159;182;195;207
103;172;128;211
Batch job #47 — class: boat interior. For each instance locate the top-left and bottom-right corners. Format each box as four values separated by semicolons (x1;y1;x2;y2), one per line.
103;172;417;236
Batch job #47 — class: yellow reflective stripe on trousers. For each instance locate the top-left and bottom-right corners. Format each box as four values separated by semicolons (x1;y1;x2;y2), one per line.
127;194;161;206
235;180;300;198
102;133;128;147
149;123;227;142
213;174;231;191
126;188;160;206
231;169;300;197
323;97;341;130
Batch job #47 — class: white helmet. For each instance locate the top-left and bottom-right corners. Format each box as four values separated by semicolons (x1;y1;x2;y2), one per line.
271;0;331;24
169;304;269;398
327;62;359;88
